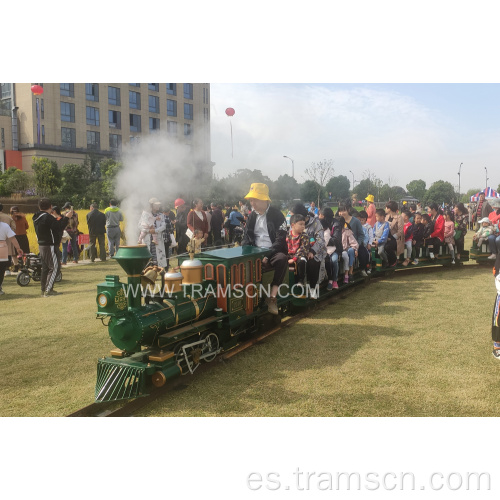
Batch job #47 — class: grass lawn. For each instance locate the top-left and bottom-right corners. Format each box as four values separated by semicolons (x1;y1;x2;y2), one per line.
1;234;498;417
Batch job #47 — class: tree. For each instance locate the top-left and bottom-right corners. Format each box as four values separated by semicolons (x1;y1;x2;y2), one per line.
304;158;334;207
352;178;373;201
406;179;426;200
2;167;32;194
300;180;322;204
325;175;350;202
272;174;300;202
461;187;482;204
32;157;61;197
424;180;456;205
60;163;91;199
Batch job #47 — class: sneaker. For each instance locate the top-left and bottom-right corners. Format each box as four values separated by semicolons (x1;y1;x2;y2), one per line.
327;281;333;290
266;296;279;315
72;260;78;264
332;281;339;289
429;252;435;259
493;349;500;360
45;289;62;296
0;289;5;296
344;276;349;284
349;274;354;282
451;259;455;265
412;259;419;265
361;270;367;277
389;261;397;267
309;288;318;299
366;269;371;274
4;270;11;276
488;254;497;260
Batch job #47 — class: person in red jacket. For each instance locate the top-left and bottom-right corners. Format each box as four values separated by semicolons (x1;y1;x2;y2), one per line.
427;203;445;259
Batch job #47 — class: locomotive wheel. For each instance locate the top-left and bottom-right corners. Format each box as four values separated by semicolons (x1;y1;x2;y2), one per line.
17;271;31;287
174;342;200;375
201;332;220;363
55;271;62;282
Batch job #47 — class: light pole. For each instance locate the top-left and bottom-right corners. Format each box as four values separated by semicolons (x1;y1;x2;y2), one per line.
283;156;294;179
349;170;355;190
485;167;489;190
458;162;463;201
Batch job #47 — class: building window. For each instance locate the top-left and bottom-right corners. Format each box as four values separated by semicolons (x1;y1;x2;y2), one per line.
86;83;99;102
149;95;159;113
204;108;209;122
109;134;122;152
166;83;176;95
108;86;121;106
87;131;100;150
60;83;74;98
129;91;141;110
183;83;193;99
41;99;44;119
130;114;141;132
61;127;76;148
148;83;159;92
109;110;121;129
184;124;191;136
184;103;193;120
86;106;100;126
167;121;177;136
149;117;160;131
167;99;177;117
41;125;45;145
60;102;75;122
1;128;5;148
129;83;140;87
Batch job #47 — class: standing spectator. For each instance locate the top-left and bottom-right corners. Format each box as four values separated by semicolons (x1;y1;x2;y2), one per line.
104;198;124;258
204;205;213;246
365;195;376;227
0;203;16;275
476;192;493;229
87;203;107;262
161;207;174;271
50;206;65;280
33;198;69;297
228;206;244;243
174;198;189;255
0;221;23;295
61;201;79;264
210;203;224;248
187;198;209;245
239;200;249;219
9;206;30;271
138;198;168;268
309;201;319;217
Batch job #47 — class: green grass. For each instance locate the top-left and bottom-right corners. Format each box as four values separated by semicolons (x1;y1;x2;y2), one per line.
1;233;497;417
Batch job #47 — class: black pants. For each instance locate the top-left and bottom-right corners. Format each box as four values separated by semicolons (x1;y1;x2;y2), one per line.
358;245;370;269
263;252;288;288
211;228;223;248
455;238;465;256
306;258;321;287
426;237;441;253
384;238;397;266
89;233;106;261
296;259;306;282
0;260;9;289
39;245;58;292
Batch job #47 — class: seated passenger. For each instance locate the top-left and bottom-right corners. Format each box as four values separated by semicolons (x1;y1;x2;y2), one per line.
338;205;369;274
373;208;395;267
475;217;493;249
357;210;373;275
340;217;359;283
286;214;310;286
402;211;413;266
487;200;500;260
242;183;288;315
412;213;424;265
427;203;445;259
290;203;327;298
443;210;456;264
320;207;342;290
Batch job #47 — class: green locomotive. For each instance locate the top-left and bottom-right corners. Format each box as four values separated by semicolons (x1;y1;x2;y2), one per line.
95;242;466;403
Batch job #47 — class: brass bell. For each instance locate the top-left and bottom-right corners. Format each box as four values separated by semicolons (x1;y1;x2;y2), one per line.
141;266;159;288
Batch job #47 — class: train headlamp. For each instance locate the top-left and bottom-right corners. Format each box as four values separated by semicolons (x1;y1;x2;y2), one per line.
97;292;110;308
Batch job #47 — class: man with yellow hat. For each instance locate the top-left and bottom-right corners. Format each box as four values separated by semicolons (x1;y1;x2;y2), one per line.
242;183;288;315
365;194;376;227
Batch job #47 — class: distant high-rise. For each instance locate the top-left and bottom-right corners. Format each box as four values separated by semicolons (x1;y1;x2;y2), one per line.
0;83;213;180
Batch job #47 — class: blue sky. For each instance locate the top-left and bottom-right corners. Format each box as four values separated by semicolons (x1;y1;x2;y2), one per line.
210;83;500;194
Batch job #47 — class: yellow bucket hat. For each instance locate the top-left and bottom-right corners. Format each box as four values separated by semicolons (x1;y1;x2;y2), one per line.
244;183;271;202
365;194;375;203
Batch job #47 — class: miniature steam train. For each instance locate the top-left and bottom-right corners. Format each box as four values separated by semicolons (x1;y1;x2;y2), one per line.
95;242;469;403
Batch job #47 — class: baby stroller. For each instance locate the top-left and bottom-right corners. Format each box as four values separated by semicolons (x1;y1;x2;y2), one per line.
17;253;62;287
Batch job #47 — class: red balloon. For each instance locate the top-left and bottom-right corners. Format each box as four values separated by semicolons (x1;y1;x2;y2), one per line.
31;85;44;95
225;107;235;117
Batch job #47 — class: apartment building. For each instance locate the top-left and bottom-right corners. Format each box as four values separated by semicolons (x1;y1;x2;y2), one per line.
0;83;213;180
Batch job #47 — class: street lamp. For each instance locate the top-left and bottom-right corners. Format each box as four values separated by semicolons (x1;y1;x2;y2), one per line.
458;162;463;201
349;170;355;189
283;156;294;179
485;167;489;190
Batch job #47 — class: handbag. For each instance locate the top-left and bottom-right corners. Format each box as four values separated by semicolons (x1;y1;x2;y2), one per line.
170;233;178;248
454;230;462;241
61;230;70;243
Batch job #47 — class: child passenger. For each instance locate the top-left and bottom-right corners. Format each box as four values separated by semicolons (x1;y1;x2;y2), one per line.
443;210;456;264
358;210;373;275
286;214;310;285
402;211;413;266
340;217;359;283
412;213;424;265
373;208;393;267
474;218;493;249
319;208;342;290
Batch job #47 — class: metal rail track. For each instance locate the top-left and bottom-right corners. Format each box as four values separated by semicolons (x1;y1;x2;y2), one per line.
66;263;475;417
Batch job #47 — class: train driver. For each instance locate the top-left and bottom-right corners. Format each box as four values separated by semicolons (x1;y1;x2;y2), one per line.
242;183;288;315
